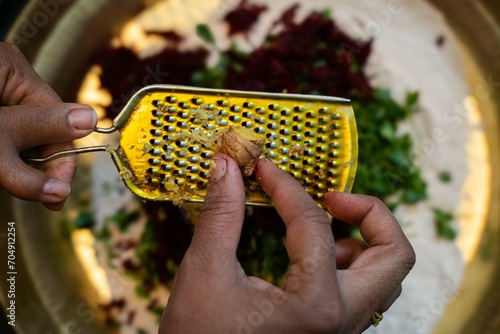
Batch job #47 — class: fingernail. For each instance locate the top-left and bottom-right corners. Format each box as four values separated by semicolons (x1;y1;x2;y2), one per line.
43;179;71;200
68;107;97;131
211;157;227;182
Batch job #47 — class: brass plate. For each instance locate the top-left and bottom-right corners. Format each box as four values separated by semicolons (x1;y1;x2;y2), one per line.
1;0;499;333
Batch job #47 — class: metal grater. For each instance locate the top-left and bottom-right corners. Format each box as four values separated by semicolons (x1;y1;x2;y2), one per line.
29;85;358;208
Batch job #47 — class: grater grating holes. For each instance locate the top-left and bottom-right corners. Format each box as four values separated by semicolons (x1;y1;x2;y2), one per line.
118;89;354;207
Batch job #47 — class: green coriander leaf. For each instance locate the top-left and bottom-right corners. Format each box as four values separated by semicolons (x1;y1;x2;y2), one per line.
106;320;120;330
111;210;140;232
313;59;328;68
438;171;452;183
135;285;149;299
380;120;396;141
322;8;332;19
94;226;111;240
151;306;165;317
432;208;456;240
196;24;216;46
74;212;94;229
406;91;420;108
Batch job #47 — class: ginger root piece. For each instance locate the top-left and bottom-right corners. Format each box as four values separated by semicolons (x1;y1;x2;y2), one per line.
215;126;265;177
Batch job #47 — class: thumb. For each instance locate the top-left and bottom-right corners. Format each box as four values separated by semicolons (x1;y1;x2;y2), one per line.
0;103;97;208
188;153;246;262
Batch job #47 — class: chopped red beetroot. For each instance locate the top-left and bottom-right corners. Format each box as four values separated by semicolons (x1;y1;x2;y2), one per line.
94;44;208;118
224;0;267;36
146;298;159;310
270;3;299;31
222;6;373;99
99;298;126;311
126;311;136;325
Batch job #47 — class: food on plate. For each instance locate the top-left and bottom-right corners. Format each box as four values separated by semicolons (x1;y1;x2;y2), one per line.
75;0;480;332
87;0;427;322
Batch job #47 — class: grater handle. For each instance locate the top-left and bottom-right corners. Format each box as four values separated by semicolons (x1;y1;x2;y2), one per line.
95;125;118;134
24;146;110;164
24;125;117;164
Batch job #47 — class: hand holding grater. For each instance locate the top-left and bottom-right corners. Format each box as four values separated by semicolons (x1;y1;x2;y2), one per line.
28;85;358;208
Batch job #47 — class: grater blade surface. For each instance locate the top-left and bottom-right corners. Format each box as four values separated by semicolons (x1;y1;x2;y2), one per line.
110;85;358;208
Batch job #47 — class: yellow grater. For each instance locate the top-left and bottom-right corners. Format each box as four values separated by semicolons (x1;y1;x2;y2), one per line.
28;85;358;208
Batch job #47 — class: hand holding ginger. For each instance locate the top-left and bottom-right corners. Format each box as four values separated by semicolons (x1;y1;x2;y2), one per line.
159;155;415;333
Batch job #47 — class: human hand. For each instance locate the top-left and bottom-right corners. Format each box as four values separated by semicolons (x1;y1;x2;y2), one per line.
159;154;415;333
0;42;97;210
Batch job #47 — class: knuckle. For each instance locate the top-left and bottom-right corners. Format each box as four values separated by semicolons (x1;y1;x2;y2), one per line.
365;196;387;214
394;285;403;299
400;245;417;270
390;242;416;272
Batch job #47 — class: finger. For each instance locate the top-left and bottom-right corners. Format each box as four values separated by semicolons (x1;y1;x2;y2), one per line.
0;42;60;104
0;103;97;152
0;149;71;205
325;192;415;271
335;238;367;268
0;103;96;209
255;158;336;278
189;154;246;263
40;142;77;211
326;192;415;317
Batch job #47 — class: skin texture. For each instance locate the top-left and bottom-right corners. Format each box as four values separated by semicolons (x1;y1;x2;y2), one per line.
160;154;416;333
0;42;97;210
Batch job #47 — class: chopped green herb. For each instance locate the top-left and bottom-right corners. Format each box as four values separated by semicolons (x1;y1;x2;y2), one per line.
74;211;94;229
151;306;165;318
191;54;230;88
106;319;121;330
135;285;149;299
196;24;216;46
322;8;332;19
405;91;420;108
438;171;452;183
351;89;427;208
94;226;111;240
379;120;396;141
313;59;328;68
432;208;456;240
110;209;140;232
